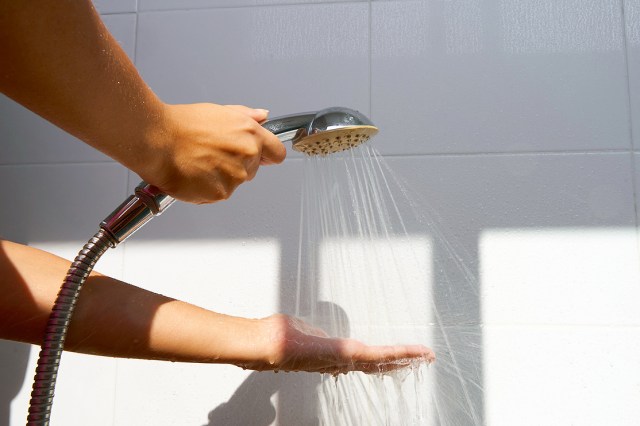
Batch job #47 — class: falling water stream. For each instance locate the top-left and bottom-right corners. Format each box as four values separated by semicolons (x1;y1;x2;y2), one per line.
295;144;483;425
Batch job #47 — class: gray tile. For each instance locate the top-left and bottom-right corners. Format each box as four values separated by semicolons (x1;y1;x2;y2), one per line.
0;98;108;165
382;152;638;326
93;0;136;14
138;0;358;12
0;163;129;243
371;0;631;155
625;0;640;150
135;4;370;158
102;14;137;59
0;14;137;165
384;152;636;233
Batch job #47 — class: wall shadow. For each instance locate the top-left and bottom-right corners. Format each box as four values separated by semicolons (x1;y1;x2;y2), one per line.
0;241;37;426
2;153;635;425
0;340;30;426
206;302;349;426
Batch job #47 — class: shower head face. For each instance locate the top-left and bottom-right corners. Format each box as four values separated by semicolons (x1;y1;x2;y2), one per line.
292;107;379;156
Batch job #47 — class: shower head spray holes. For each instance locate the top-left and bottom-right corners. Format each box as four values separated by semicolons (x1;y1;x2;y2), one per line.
293;126;379;156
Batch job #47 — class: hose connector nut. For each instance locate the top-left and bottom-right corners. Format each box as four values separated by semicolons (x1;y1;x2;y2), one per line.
100;182;176;244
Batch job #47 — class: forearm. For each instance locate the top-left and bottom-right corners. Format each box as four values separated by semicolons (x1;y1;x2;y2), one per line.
0;0;165;175
0;240;269;365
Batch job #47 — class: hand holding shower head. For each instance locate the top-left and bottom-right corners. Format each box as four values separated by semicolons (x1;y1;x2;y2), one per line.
101;107;378;244
28;107;378;425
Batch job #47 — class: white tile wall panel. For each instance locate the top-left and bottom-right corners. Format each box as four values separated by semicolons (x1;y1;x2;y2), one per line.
138;0;358;12
483;326;640;426
114;360;265;425
480;227;640;326
0;163;128;247
9;349;117;426
371;0;631;155
625;0;640;150
1;340;31;426
94;0;136;14
135;4;370;158
0;14;137;165
384;153;636;230
116;161;303;425
1;163;128;426
102;13;137;56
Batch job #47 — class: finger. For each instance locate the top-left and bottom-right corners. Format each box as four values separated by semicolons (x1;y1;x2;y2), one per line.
225;104;269;123
364;344;435;363
335;341;435;371
224;105;285;164
258;127;286;165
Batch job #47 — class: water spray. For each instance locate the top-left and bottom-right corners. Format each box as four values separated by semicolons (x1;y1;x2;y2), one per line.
25;107;378;425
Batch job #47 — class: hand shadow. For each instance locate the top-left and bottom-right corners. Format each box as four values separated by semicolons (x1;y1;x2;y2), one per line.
203;370;282;426
204;302;350;426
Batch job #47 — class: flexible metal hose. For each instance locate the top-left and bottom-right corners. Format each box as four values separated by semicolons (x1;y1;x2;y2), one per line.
26;229;115;426
24;183;172;425
22;108;374;424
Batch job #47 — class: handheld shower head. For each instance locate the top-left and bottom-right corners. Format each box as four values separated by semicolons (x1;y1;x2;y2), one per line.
102;107;377;243
262;107;378;156
28;108;380;425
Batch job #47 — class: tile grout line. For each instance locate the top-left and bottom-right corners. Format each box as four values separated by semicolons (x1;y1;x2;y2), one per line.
0;149;634;169
136;0;369;14
368;0;373;118
620;0;635;153
0;160;118;167
373;149;635;159
619;0;640;246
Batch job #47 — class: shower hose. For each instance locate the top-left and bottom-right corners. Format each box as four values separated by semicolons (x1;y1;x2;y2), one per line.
26;230;115;425
26;182;174;426
24;108;365;424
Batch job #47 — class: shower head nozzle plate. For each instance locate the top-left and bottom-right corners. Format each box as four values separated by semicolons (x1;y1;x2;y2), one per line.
292;125;379;156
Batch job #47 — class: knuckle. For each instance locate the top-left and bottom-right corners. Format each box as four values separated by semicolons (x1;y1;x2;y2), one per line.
235;168;249;183
242;143;260;159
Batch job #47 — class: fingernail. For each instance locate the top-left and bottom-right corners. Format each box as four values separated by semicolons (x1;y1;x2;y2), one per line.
258;109;269;115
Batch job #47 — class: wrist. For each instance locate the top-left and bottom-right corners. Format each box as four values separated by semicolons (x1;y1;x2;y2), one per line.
126;101;177;190
230;315;283;371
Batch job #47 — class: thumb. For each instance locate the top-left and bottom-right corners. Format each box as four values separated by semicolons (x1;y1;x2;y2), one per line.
225;105;270;123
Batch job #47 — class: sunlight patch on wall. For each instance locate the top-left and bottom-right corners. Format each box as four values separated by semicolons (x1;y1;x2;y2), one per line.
318;235;432;344
123;238;281;319
481;227;640;425
480;227;640;326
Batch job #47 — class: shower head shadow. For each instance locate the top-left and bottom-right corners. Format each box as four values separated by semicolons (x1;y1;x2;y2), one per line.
262;107;378;156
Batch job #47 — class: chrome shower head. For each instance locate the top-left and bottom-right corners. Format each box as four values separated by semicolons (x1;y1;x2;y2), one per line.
262;107;378;156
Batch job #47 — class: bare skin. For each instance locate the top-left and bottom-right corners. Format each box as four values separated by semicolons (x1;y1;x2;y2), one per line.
0;241;434;374
0;0;435;374
0;0;284;204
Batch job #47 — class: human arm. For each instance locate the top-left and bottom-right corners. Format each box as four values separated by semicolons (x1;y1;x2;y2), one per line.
0;0;285;204
0;240;434;373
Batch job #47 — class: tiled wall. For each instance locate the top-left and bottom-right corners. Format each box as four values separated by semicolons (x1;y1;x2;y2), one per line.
1;1;639;425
